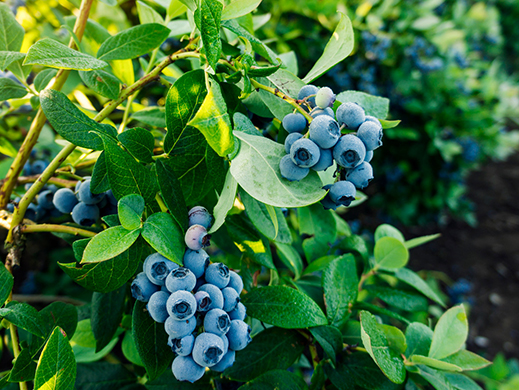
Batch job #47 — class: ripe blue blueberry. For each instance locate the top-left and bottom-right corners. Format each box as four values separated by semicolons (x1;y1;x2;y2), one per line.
146;291;170;323
188;206;212;229
310;107;335;119
197;284;224;310
52;188;78;214
105;189;117;206
279;155;309;182
166;267;197;292
346;161;374;189
183;249;210;278
211;350;236;373
172;355;205;383
25;203;37;221
222;287;240;312
194;290;212;312
284;133;303;154
290;138;320;168
221;335;229;354
77;179;105;205
228;302;247;321
309;115;341;149
311;148;334;172
298;84;319;108
205;263;230;289
320;193;338;210
357;120;383;151
165;316;197;339
23;162;31;175
365;150;374;163
227;320;252;351
31;160;48;175
185;224;210;251
315;87;336;109
167;290;197;320
329;181;356;207
71;202;99;226
336;102;366;129
204;309;231;336
282;113;307;133
37;190;55;210
192;332;225;367
365;115;382;127
333;134;366;169
6;203;14;213
228;271;243;295
131;272;159;302
144;253;179;286
170;334;195;356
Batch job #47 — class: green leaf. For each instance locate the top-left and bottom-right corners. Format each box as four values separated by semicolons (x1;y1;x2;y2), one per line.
274;242;303;280
155;159;188;232
194;0;222;70
75;363;137;390
34;68;58;92
97;24;170;61
240;369;307;390
429;305;468;360
410;355;462;372
222;19;277;63
91;285;126;352
374;237;409;269
82;226;141;264
90;152;111;194
309;362;326;390
416;365;455;390
34;327;77;390
40;89;117;151
322;254;358;328
142;212;184;265
188;81;234;157
354;301;410;325
167;0;188;20
374;224;405;243
257;70;305;121
117;194;145;230
145;369;211;389
132;301;174;381
309;325;343;364
230;131;324;207
303;13;354;83
209;169;237;233
0;4;24;51
0;77;26;100
69;319;121;363
0;51;25;70
79;69;121;100
405;233;441;249
25;38;108;70
299;203;337;262
6;55;30;80
444;373;484;390
122;331;144;366
40;302;78;340
130;107;166;128
405;322;433;358
365;285;428;312
242;285;328;328
390;268;446;307
224;327;305;382
0;261;13;307
440;350;491;371
336;90;390;120
136;1;164;25
380;324;407;355
0;302;46;338
222;0;262;20
9;348;36;382
360;310;406;384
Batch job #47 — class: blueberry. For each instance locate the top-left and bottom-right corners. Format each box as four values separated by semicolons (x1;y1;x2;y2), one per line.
194;290;212;312
25;203;37;221
75;180;82;194
365;150;374;162
357;121;383;151
279;155;309;182
222;287;240;312
329;181;356;207
172;355;205;383
211;350;235;372
284;133;303;154
333;134;366;169
221;334;229;354
197;284;224;310
170;334;195;356
346;161;374;189
78;179;105;205
229;302;247;321
311;148;334;172
131;272;159;302
315;87;336;109
31;160;48;175
146;291;170;323
228;271;243;295
165;316;197;338
192;332;225;367
6;203;14;213
51;188;78;214
23;162;31;176
282;113;307;133
227;320;251;351
204;308;231;336
35;204;48;222
183;249;210;278
37;190;55;210
185;224;210;251
194;277;206;292
144;253;179;286
167;290;197;320
298;85;319;108
166;267;197;292
336;102;366;129
105;189;117;206
188;206;212;229
310;107;335;119
290;138;320;168
71;202;99;226
205;263;230;289
309;115;341;149
365;115;381;127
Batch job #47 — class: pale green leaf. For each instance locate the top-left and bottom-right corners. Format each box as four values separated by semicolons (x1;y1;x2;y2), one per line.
429;305;468;360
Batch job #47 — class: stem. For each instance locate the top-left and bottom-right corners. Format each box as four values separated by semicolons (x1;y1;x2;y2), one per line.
20;223;96;237
155;193;168;213
358;268;377;292
0;175;76;189
309;343;320;369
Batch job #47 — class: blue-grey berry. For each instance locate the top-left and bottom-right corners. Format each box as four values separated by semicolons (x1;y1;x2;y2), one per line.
229;302;247;321
298;85;319;108
144;253;179;286
204;309;231;336
357;120;383;151
336;102;365;129
222;287;240;312
282;113;307;133
333;134;366;169
192;332;225;367
167;290;197;321
38;190;55;210
188;206;212;229
329;181;356;207
53;188;78;213
346;161;374;189
170;334;195;356
211;350;235;372
183;249;210;278
185;224;210;251
365;115;381;127
221;335;229;354
165;316;197;338
172;355;205;383
290;138;320;168
228;271;243;295
194;290;212;312
227;320;251;351
284;133;303;154
25;203;37;221
31;160;48;175
311;148;334;172
279;155;309;182
309;115;341;149
320;194;338;210
197;284;224;310
78;179;105;205
310;106;335;119
365;150;374;162
166;267;197;292
71;202;99;226
205;263;230;289
147;291;170;323
131;272;159;302
315;87;336;108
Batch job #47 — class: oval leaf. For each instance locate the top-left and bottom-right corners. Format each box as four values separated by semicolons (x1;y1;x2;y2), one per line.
81;226;141;264
117;194;145;230
374;236;409;269
429;305;468;360
141;212;184;265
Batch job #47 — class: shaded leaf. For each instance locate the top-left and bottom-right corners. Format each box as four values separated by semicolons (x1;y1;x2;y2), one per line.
79;69;121;100
91;285;126;352
0;301;46;338
155;159;188;232
142;212;184;265
194;0;222;70
209;168;237;234
0;261;13;307
0;78;26;100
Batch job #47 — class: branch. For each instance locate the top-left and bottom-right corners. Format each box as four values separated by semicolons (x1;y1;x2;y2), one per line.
20;223;97;238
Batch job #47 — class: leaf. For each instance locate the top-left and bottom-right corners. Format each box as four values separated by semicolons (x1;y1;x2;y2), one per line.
309;362;326;390
405;233;441;249
97;24;170;61
374;237;409;269
444;373;484;390
70;320;120;364
79;69;121;100
440;350;491;371
0;77;26;100
131;107;166;128
410;355;463;372
132;301;174;381
365;285;428;312
0;302;46;338
374;224;405;243
34;68;58;92
416;365;455;390
155;159;188;232
429;305;468;360
0;4;24;51
354;301;410;325
0;51;25;70
9;348;36;382
117;194;145;231
405;322;433;358
309;325;343;364
230;131;324;207
25;38;108;70
136;1;164;25
336;90;390;120
240;369;307;390
360;310;406;384
257;70;305;121
188;81;234;157
40;302;78;340
167;0;188;20
274;242;303;280
194;0;222;70
91;285;126;352
242;285;328;328
0;261;13;306
299;203;337;261
75;363;137;390
222;0;262;20
224;327;305;382
91;152;110;194
303;13;354;83
40;89;117;151
322;254;358;329
209;168;237;233
380;324;407;355
34;327;77;390
390;268;446;307
141;212;184;265
303;255;337;275
82;226;141;264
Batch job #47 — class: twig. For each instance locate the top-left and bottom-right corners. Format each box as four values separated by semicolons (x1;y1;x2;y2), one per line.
20;223;96;237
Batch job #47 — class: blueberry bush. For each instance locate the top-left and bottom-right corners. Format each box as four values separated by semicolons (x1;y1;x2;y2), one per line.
0;0;492;389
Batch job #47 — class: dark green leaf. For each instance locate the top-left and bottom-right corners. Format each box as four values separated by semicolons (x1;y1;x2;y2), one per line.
336;90;390;120
122;331;143;366
0;78;26;100
9;348;36;382
0;51;24;71
299;203;337;261
91;285;126;352
0;302;46;338
374;237;409;269
118;194;145;231
0;261;13;307
142;212;184;265
102;214;121;227
155;159;188;232
79;69;121;100
429;305;468;360
390;268;446;307
380;324;407;355
118;127;154;163
82;226;141;264
75;363;137;390
365;285;428;312
194;0;222;70
242;285;328;328
130;107;166;128
240;369;307;390
208;168;237;234
0;4;24;51
275;242;303;280
91;152;110;194
337;234;369;263
40;302;78;340
248;62;282;77
353;301;410;324
303;255;336;275
405;322;433;358
309;325;343;364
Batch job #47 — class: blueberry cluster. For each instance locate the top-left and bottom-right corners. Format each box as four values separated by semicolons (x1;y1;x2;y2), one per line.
405;37;443;73
131;207;250;383
279;85;383;210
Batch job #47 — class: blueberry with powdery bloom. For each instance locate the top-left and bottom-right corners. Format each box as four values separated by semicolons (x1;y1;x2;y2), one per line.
53;188;78;213
171;334;195;356
131;272;159;302
165;267;197;292
205;263;230;289
147;291;170;323
172;355;205;383
204;309;231;336
290;138;320;168
333;134;366;169
185;224;211;251
279;155;309;182
194;290;212;312
228;302;247;321
227;320;251;351
166;290;197;321
227;271;243;294
165;316;197;339
144;253;179;286
192;332;225;367
183;249;210;278
222;287;240;312
197;284;224;310
188;206;212;229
